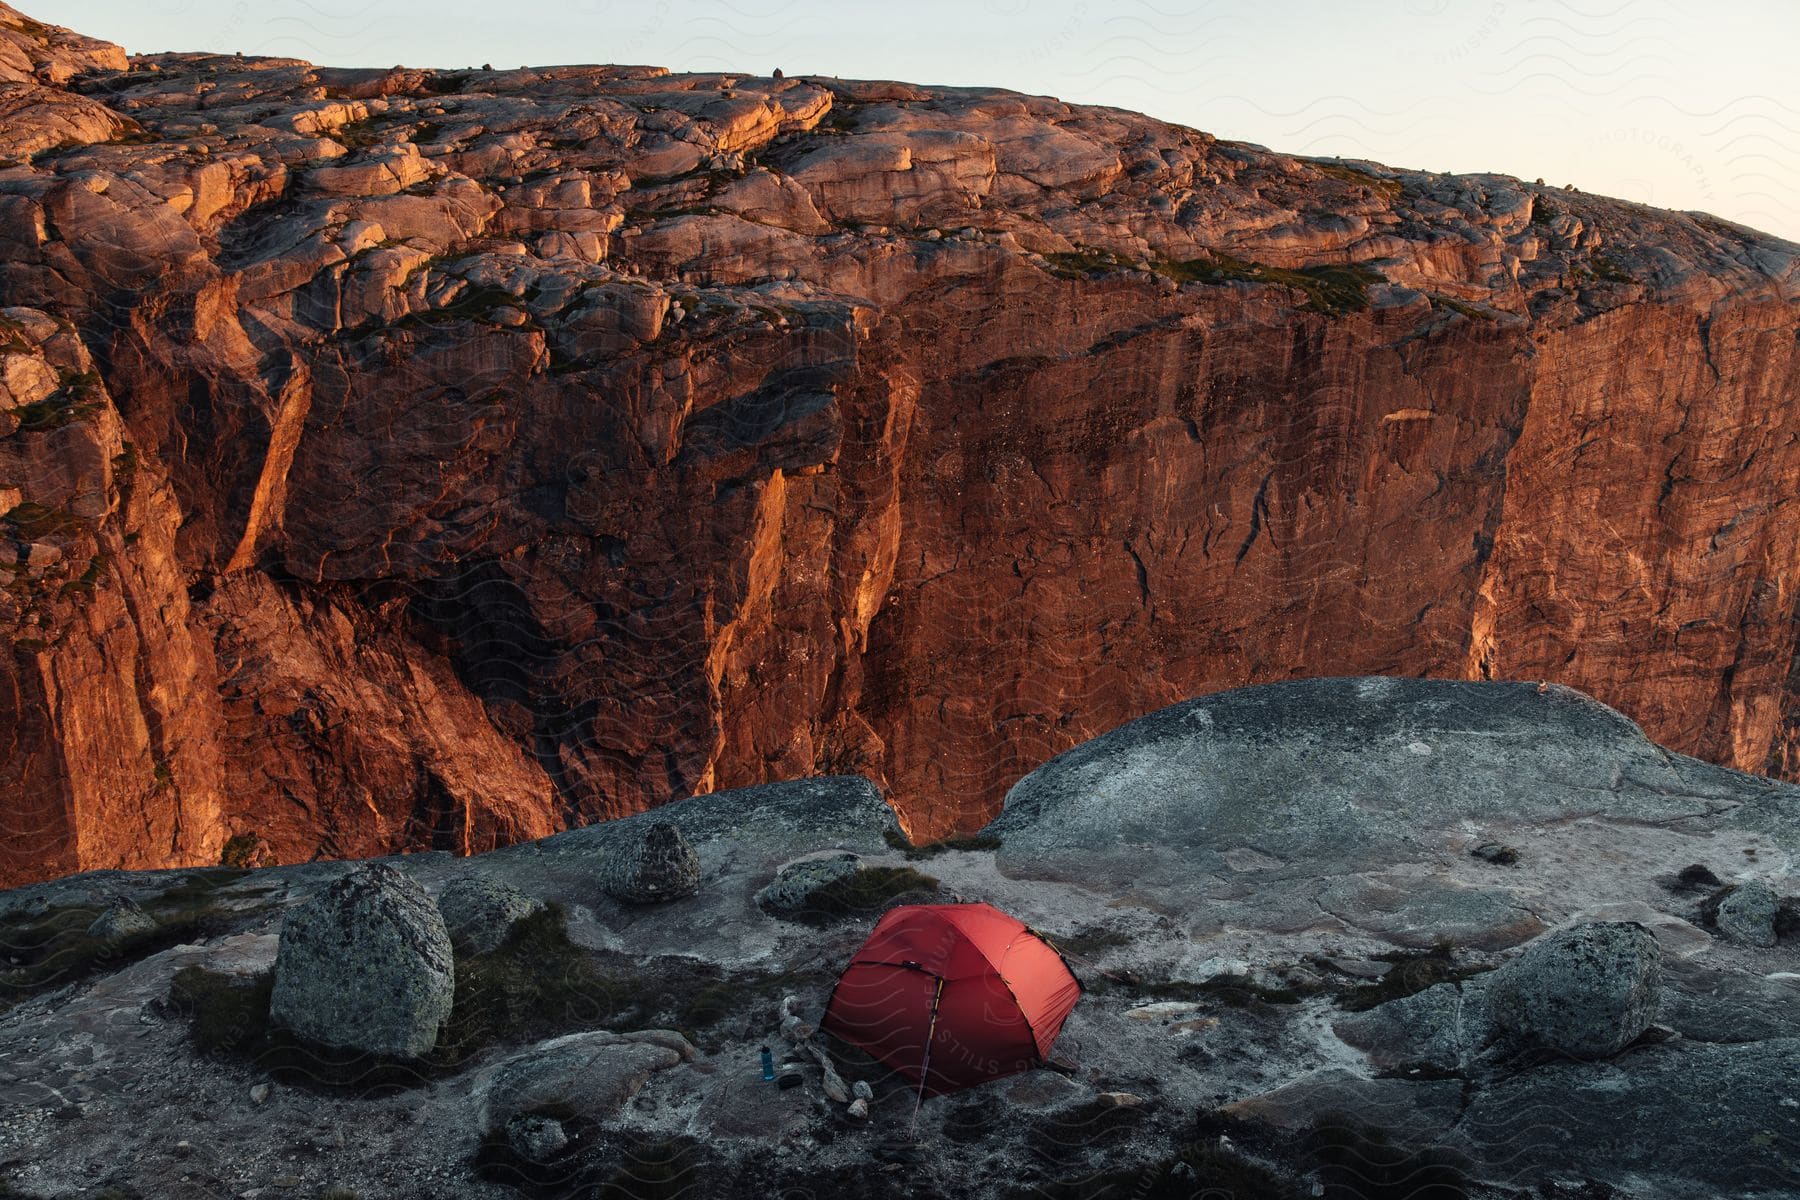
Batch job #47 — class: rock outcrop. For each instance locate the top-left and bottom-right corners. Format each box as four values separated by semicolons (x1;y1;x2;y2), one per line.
2;4;1800;881
268;861;455;1058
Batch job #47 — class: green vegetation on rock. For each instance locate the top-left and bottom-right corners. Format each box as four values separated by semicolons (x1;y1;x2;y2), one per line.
1310;161;1404;202
881;827;1002;859
1037;247;1384;315
0;872;258;1012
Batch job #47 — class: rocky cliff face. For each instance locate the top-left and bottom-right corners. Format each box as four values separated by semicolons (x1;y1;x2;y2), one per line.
1;4;1798;882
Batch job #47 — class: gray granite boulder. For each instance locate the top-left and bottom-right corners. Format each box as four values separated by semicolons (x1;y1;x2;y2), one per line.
268;862;455;1059
603;820;702;904
1488;922;1662;1059
754;851;861;913
436;877;543;954
85;896;156;941
1714;880;1780;947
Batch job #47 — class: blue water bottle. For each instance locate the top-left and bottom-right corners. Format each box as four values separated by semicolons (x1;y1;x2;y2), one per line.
760;1045;775;1082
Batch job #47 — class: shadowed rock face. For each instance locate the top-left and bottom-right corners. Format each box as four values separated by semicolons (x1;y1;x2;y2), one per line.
2;4;1799;881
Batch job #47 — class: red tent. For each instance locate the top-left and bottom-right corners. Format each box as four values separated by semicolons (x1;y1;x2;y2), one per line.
820;903;1082;1097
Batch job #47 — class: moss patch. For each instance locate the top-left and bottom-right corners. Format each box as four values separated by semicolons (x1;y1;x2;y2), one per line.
1088;970;1320;1008
1430;294;1497;322
1;502;87;540
1160;252;1384;315
1311;161;1403;202
1303;1111;1471;1198
1048;925;1136;960
881;827;1002;859
391;283;537;330
1331;944;1483;1013
1041;248;1140;279
442;904;615;1055
0;872;257;1012
1572;253;1636;284
9;371;103;433
778;865;939;925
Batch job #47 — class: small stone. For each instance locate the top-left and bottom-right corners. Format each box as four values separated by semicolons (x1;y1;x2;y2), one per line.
1098;1091;1144;1107
505;1113;568;1162
270;1176;301;1189
847;1097;869;1119
1715;881;1780;948
1673;863;1722;891
602;820;702;904
755;852;861;913
1471;843;1520;866
175;1141;193;1158
852;1080;873;1101
249;1083;270;1105
85;896;157;940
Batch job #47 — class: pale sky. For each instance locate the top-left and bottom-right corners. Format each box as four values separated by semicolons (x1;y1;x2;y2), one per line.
54;0;1800;243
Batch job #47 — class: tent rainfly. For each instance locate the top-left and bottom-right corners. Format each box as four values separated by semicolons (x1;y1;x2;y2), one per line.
820;902;1082;1100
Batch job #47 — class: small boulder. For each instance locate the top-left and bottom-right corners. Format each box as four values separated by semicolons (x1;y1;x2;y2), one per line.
603;821;701;904
268;862;455;1059
1488;922;1661;1059
477;1030;692;1137
1714;881;1779;948
1470;842;1520;866
436;877;543;954
85;896;156;941
1334;977;1497;1075
754;852;861;913
505;1113;568;1162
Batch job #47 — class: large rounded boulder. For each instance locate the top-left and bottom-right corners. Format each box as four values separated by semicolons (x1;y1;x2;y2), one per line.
1488;921;1662;1059
269;862;455;1059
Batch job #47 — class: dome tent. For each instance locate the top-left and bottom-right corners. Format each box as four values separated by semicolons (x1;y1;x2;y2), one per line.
820;903;1082;1098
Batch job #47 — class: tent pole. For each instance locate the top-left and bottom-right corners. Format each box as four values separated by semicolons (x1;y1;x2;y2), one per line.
910;975;945;1136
